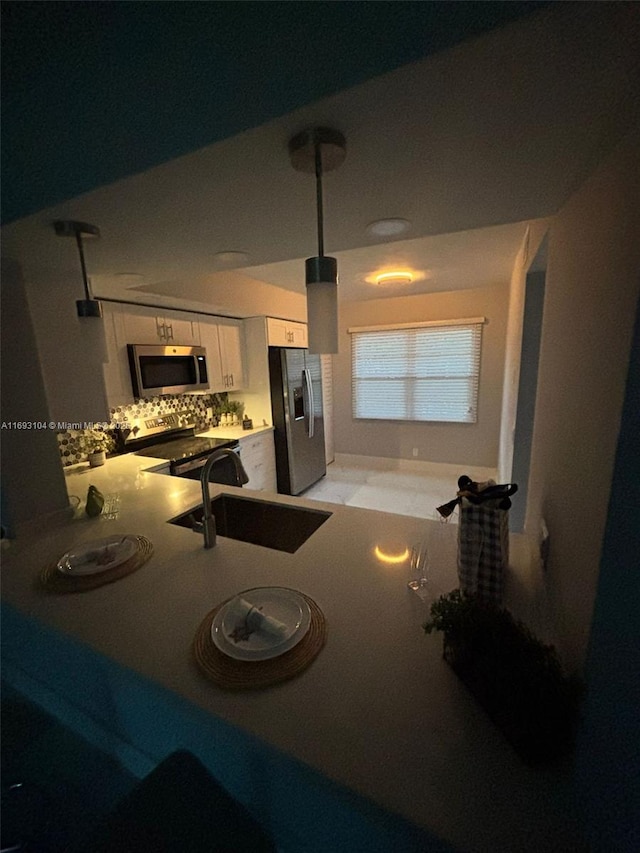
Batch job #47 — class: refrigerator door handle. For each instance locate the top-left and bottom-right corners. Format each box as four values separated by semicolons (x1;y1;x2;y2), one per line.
303;368;315;438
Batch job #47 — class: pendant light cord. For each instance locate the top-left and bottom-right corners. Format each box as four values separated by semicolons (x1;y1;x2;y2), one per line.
315;139;324;257
75;230;92;300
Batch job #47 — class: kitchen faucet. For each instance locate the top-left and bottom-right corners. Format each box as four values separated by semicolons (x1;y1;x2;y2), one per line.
195;449;249;548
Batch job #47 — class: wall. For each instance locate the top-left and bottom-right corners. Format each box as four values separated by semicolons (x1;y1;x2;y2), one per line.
0;259;69;533
525;130;640;672
498;222;549;482
333;283;509;467
574;295;640;849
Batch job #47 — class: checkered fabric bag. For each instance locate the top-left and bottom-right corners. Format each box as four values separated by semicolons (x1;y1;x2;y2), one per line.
457;498;509;604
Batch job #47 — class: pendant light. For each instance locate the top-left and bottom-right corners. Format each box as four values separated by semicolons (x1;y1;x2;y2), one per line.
289;128;346;354
54;220;102;318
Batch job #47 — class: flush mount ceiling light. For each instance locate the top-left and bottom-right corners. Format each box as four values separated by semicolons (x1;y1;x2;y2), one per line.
366;218;411;238
375;271;413;287
54;220;102;318
289;127;346;354
213;250;250;266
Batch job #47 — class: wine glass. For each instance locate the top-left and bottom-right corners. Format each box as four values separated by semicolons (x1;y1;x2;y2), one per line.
408;541;429;598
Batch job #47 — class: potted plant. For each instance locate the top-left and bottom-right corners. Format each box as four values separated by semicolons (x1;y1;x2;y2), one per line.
424;590;583;765
80;428;115;467
227;400;244;425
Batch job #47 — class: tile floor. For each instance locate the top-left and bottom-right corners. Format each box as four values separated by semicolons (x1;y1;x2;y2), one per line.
302;454;499;522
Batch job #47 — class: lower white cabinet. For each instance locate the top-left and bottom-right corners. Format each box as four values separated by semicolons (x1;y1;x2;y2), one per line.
240;430;276;492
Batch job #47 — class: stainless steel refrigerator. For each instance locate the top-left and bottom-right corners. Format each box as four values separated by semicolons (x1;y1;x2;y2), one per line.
268;347;326;495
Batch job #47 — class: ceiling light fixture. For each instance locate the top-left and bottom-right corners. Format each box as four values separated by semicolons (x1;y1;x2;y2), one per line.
54;220;102;318
213;250;250;266
289;127;346;354
375;271;413;287
366;218;411;238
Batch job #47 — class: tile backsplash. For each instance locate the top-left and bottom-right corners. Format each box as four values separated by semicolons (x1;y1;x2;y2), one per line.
57;393;228;467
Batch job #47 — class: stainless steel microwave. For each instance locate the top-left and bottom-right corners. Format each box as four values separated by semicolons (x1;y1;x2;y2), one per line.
127;344;209;398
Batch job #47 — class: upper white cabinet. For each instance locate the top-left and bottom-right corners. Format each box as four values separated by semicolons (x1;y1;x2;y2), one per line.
101;302;135;408
217;319;246;391
266;317;308;348
122;304;200;346
101;304;245;407
198;316;246;393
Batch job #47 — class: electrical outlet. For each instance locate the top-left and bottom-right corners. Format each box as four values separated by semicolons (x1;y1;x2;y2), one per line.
206;407;213;421
412;447;419;457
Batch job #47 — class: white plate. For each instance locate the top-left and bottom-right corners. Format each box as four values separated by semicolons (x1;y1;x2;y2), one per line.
211;587;311;661
57;535;138;576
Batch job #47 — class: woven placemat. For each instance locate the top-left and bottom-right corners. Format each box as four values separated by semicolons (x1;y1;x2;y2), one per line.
40;536;154;593
193;590;327;691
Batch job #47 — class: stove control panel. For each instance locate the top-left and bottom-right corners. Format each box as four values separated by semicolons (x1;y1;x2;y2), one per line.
125;409;196;441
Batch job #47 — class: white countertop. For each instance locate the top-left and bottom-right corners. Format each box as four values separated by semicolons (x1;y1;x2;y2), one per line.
1;452;581;851
198;424;274;441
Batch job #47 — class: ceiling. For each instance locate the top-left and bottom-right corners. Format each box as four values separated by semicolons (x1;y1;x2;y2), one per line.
2;3;638;315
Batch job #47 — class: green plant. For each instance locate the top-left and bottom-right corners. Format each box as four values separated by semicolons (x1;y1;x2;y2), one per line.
424;590;583;765
80;428;115;455
227;400;244;416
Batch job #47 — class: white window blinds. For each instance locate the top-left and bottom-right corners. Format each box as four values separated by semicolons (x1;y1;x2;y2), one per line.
350;320;483;423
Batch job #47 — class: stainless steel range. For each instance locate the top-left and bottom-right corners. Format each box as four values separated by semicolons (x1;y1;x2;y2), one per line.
120;410;242;485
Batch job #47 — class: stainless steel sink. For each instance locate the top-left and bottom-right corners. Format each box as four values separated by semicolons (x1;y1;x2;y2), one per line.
168;493;331;553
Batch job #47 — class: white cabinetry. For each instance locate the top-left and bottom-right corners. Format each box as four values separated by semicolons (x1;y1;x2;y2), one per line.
198;317;246;392
122;305;200;346
101;304;246;408
101;302;135;408
240;430;276;492
217;319;246;391
266;317;308;348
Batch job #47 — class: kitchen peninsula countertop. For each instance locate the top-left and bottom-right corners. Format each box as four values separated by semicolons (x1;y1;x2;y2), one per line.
1;453;582;852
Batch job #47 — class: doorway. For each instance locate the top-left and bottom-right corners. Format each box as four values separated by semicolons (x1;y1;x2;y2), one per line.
510;237;548;531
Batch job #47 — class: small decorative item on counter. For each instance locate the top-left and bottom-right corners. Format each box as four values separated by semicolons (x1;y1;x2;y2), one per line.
80;428;116;467
85;485;105;518
227;400;244;426
226;596;289;644
437;475;518;605
242;416;253;430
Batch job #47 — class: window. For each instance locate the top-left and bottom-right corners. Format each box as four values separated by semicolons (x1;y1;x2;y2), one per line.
350;318;483;423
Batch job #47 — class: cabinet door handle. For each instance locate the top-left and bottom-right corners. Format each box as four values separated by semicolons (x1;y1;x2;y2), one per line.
166;324;173;341
229;373;234;386
157;317;166;340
